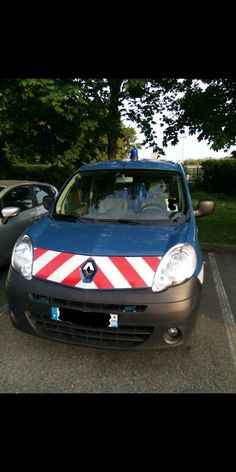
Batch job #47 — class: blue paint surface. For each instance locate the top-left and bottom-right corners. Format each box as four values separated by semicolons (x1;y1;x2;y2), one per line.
24;159;203;277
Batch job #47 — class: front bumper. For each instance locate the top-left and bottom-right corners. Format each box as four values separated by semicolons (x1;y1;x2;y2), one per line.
6;265;201;350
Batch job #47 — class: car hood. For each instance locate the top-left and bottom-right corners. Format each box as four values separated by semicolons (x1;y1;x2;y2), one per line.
27;216;190;257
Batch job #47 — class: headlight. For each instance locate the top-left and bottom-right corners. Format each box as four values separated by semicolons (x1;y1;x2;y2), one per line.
12;234;33;280
152;243;197;292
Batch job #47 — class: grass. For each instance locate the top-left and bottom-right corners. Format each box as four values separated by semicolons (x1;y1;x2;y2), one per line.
191;191;236;245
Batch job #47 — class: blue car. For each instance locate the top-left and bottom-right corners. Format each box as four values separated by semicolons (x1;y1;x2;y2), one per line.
6;157;215;349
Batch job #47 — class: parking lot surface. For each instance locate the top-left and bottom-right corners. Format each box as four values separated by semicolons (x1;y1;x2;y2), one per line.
0;252;236;393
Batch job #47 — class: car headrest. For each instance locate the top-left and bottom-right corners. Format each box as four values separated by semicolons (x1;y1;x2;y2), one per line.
149;180;167;195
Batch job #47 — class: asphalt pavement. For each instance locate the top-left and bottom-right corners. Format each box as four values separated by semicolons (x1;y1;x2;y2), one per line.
0;248;236;393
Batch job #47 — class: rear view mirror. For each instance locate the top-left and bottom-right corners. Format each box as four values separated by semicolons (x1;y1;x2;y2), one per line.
194;200;215;217
43;196;54;210
116;176;133;183
1;206;20;224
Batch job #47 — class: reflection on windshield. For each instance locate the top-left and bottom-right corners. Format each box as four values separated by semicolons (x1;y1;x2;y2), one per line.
55;170;187;223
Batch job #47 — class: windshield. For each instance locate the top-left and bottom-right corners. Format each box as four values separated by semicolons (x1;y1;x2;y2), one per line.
55;170;187;223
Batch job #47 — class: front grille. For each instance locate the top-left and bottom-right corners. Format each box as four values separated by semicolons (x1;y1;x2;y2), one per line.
30;293;147;313
26;311;154;349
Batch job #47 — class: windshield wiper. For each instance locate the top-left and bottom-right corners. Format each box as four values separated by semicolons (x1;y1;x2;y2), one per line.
51;213;77;221
52;213;92;223
117;219;146;225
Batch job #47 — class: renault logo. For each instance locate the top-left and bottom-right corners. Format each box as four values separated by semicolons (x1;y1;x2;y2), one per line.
81;259;97;282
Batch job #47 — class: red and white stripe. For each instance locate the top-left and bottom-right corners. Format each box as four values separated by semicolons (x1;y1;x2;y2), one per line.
33;247;161;289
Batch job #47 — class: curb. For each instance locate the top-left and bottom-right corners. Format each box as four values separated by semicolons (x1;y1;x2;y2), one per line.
201;243;236;253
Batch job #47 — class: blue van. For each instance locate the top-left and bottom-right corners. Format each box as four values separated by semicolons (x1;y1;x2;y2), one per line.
6;158;215;349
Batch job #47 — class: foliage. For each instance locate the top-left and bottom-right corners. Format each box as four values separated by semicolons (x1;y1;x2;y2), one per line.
116;125;142;159
201;159;236;195
8;163;74;190
0;79;86;164
183;157;232;166
183;159;205;166
0;79;142;166
77;78;236;157
1;79;236;167
161;79;236;152
76;78;178;158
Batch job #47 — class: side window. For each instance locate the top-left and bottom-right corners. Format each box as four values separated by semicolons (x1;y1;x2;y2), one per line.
33;185;56;205
2;186;34;211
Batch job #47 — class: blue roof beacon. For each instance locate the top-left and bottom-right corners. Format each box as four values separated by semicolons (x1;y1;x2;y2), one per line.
130;147;138;160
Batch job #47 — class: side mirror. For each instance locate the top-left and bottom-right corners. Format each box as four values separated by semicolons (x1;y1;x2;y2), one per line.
1;206;21;224
194;200;215;217
43;195;54;210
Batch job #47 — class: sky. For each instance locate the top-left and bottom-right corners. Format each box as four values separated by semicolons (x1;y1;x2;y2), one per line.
125;100;236;162
136;132;235;162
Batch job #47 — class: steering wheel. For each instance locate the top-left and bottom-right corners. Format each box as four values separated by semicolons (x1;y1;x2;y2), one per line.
140;204;166;214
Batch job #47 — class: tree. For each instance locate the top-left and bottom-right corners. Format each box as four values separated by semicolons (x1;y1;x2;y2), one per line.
0;78;172;163
116;125;141;159
0;79;143;167
74;79;236;157
161;79;236;152
77;79;177;158
2;78;235;166
0;78;86;165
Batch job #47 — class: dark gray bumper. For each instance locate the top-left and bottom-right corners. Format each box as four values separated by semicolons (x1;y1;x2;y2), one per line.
6;265;202;350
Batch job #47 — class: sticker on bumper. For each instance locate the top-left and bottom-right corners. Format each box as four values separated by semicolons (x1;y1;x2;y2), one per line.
109;314;118;328
51;306;60;320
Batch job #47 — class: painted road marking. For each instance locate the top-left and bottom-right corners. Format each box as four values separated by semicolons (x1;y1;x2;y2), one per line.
0;304;8;317
208;252;236;367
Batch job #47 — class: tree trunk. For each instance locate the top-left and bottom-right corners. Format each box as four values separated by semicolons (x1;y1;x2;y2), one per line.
107;79;123;160
107;136;118;160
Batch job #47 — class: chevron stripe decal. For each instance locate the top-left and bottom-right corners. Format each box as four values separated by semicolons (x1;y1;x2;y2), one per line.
33;248;161;289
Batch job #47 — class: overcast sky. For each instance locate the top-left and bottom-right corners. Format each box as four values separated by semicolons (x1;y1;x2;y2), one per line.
128;123;236;162
125;93;236;161
137;132;235;162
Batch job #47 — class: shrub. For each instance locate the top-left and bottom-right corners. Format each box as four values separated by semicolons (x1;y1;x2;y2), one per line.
201;159;236;195
3;164;74;190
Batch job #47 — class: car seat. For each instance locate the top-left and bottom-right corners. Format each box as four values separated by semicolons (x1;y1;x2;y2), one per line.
140;180;168;213
97;196;128;215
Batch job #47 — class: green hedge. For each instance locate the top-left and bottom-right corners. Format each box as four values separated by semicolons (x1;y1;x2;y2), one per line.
201;159;236;196
1;164;75;190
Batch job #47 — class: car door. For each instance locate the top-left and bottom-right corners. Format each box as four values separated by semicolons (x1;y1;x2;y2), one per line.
0;185;36;265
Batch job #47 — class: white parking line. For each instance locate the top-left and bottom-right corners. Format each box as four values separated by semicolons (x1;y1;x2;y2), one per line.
208;252;236;367
0;304;8;316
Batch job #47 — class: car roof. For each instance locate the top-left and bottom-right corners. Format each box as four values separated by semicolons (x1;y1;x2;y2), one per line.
0;180;58;198
79;159;183;173
0;180;52;188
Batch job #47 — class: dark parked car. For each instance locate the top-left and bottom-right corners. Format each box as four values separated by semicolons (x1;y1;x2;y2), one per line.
0;180;58;267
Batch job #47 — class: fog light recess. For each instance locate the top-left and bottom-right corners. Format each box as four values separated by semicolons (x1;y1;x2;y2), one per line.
164;327;182;344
